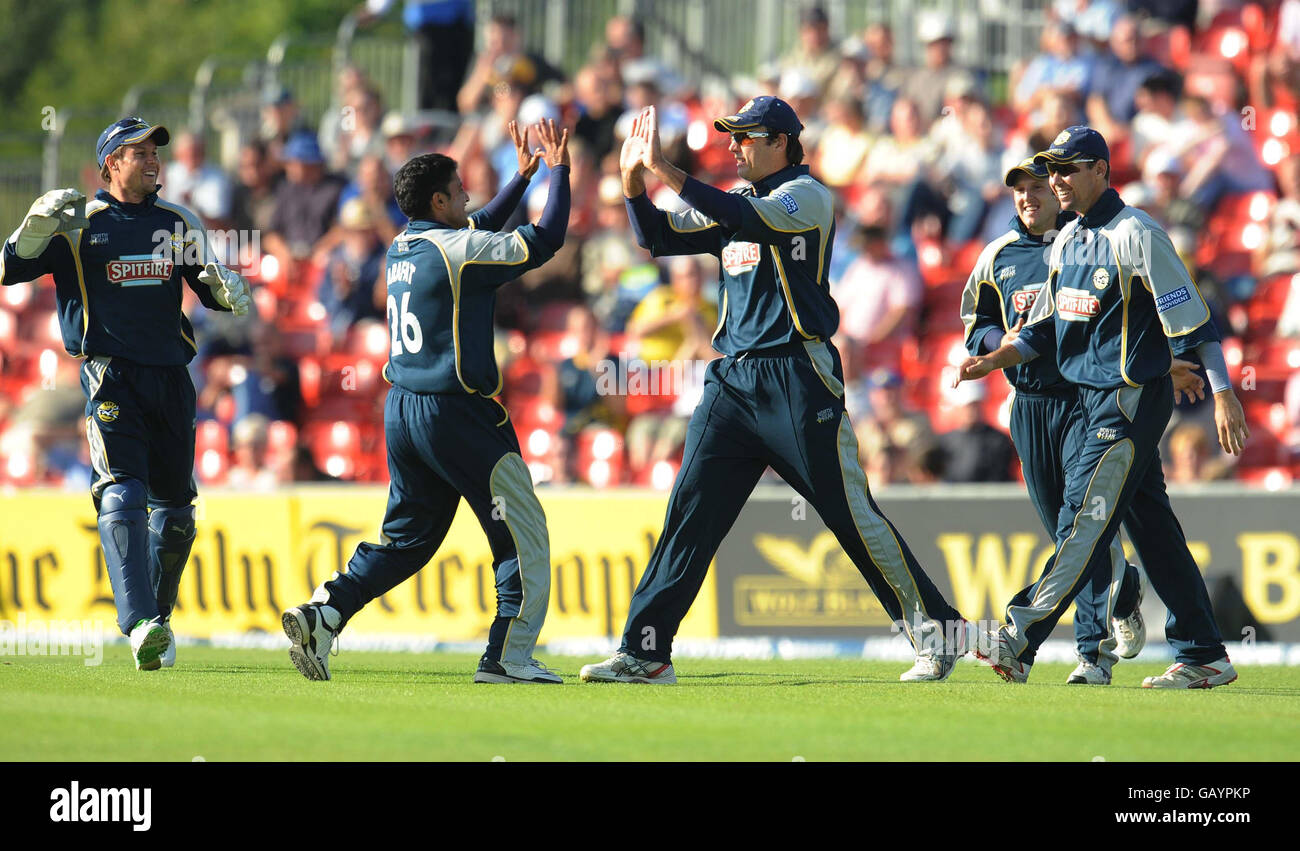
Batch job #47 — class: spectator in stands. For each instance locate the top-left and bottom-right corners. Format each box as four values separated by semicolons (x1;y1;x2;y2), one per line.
862;23;905;134
163;131;232;222
380;111;421;175
603;15;646;65
1012;21;1096;115
615;59;690;168
1124;147;1204;231
227;413;289;490
1257;153;1300;278
853;368;934;483
625;255;718;363
1086;15;1166;142
937;381;1015;482
260;84;308;164
573;59;625;162
1130;70;1183;165
813;95;873;188
230;141;280;235
937;98;1005;243
456;12;563;115
360;0;475;113
779;70;826;154
779;5;840;96
824;34;868;107
552;304;625;479
1170;94;1273;214
1165;421;1231;483
1250;0;1300;109
263;132;347;269
899;12;977;124
335;154;405;243
325;82;386;174
317;199;386;343
831;223;921;378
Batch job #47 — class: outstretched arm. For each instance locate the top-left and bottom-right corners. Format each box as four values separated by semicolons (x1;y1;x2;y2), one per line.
469;121;543;232
531;118;570;251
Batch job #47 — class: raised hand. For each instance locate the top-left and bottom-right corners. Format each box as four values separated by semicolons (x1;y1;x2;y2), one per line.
635;105;664;172
509;120;543;179
534;118;569;169
620;110;650;176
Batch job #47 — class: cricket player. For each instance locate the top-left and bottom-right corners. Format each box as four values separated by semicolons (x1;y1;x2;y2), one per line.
960;157;1219;684
580;100;971;685
955;126;1249;688
282;120;572;684
1;117;252;670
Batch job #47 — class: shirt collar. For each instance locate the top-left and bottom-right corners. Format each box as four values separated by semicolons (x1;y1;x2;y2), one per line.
95;188;159;213
1010;209;1076;242
404;218;451;232
750;163;808;197
1079;188;1124;228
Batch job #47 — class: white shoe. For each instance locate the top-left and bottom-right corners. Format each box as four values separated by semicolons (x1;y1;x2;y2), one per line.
1141;657;1237;689
282;604;340;681
1114;583;1146;659
900;619;974;681
579;652;677;684
473;656;563;684
971;627;1032;683
160;621;176;668
130;618;170;671
1067;659;1111;685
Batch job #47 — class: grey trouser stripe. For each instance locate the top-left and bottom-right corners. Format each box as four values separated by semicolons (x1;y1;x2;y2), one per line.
1007;438;1135;656
804;340;844;397
836;416;940;648
490;452;551;664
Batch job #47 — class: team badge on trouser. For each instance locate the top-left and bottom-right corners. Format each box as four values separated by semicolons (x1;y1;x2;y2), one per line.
81;357;198;638
619;342;962;664
312;389;553;672
997;378;1226;667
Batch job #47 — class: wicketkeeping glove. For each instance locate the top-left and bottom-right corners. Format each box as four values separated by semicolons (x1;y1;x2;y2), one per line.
197;262;252;316
15;188;88;259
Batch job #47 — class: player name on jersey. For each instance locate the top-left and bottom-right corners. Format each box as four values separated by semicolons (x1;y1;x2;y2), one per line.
1057;287;1100;321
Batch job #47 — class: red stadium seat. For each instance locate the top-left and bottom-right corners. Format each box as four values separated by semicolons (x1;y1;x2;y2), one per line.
195;420;229;485
576;427;625;488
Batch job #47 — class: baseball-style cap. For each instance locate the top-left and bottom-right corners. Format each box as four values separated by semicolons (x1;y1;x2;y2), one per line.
96;117;170;168
1004;156;1050;186
713;95;804;137
282;131;324;164
1033;125;1110;165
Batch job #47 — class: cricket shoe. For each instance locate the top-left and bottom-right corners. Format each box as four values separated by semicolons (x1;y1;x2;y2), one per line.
579;652;677;684
1141;657;1237;689
971;628;1032;683
130;618;171;671
473;657;563;684
1067;659;1111;685
160;620;176;668
1113;582;1146;659
900;619;976;682
282;603;341;681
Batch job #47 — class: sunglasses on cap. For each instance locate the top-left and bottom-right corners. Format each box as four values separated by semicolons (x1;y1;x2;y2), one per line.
1045;158;1098;176
731;130;772;146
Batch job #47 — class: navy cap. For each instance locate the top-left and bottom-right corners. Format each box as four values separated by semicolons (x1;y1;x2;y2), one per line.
262;83;295;106
96;117;170;168
282;131;324;164
1004;156;1050;186
1033;125;1109;166
714;95;804;138
866;367;902;389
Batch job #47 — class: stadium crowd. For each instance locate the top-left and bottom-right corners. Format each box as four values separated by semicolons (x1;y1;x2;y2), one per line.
2;0;1299;491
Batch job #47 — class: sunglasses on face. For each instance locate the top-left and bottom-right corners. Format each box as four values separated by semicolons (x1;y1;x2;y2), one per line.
1045;158;1097;176
731;131;772;146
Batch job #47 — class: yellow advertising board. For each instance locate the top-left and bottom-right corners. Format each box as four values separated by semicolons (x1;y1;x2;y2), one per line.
0;489;717;642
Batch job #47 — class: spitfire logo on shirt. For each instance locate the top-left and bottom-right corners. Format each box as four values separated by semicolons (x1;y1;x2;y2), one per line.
722;241;762;276
1011;283;1043;313
107;255;174;287
1057;287;1100;322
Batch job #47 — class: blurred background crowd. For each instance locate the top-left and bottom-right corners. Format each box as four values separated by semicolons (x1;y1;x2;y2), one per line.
2;0;1299;493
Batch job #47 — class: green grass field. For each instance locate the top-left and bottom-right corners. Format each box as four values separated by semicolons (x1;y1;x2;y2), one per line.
3;648;1298;761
